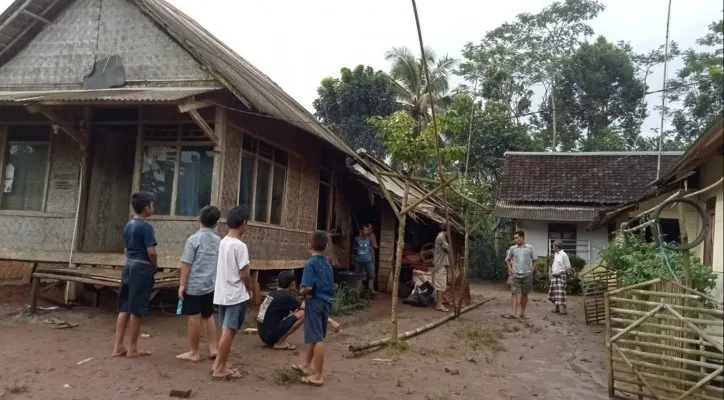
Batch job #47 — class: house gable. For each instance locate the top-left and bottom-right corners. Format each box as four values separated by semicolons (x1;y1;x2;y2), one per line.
0;0;214;89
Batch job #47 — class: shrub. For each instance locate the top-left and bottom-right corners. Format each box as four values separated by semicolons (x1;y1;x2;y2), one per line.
599;233;718;294
532;253;587;295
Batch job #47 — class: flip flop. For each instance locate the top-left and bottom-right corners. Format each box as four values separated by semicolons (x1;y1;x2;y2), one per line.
501;314;517;319
176;352;200;362
273;343;296;350
291;364;311;375
436;307;450;312
111;350;127;357
300;376;324;387
519;314;530;320
127;349;152;358
212;368;242;380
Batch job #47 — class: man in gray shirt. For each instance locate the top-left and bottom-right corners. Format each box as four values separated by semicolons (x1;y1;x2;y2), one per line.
433;224;451;312
176;206;221;362
505;230;536;319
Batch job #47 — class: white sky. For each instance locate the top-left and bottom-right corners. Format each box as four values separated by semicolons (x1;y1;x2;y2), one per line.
1;0;722;135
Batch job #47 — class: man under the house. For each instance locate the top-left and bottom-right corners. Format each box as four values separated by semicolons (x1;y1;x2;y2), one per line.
505;230;536;319
433;223;451;312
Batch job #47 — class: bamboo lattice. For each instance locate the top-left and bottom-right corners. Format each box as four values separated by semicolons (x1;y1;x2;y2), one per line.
582;266;620;325
605;278;724;400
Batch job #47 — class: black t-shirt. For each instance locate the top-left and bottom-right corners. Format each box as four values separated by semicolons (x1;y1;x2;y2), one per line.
257;289;301;336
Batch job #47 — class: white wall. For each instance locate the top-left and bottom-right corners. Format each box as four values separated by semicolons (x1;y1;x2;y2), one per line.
514;219;608;265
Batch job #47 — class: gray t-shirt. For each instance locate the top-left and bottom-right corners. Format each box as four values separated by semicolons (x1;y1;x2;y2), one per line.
433;232;450;269
181;228;221;295
506;244;536;278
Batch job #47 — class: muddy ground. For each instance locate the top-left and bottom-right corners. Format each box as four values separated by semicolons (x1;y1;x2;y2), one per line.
0;282;609;400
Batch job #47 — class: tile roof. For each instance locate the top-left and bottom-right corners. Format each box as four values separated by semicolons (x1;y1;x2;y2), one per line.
493;201;603;222
498;152;683;205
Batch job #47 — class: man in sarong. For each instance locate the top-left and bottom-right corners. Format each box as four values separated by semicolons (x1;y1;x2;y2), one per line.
548;240;571;315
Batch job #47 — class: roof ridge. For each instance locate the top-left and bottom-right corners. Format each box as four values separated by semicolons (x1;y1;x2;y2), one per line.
504;151;684;156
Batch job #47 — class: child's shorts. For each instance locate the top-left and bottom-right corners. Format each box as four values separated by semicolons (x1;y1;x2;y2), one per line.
218;301;247;331
181;291;215;318
304;298;330;344
118;261;155;317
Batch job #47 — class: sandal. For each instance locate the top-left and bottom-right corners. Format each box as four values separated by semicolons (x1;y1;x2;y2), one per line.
301;376;324;387
127;349;152;358
273;343;296;350
212;368;242;380
291;364;311;375
501;314;517;319
519;314;530;320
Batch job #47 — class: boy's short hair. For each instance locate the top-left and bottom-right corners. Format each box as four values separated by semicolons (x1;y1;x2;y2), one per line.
130;192;154;215
310;230;328;252
514;230;525;238
277;270;295;289
227;205;249;229
199;205;221;228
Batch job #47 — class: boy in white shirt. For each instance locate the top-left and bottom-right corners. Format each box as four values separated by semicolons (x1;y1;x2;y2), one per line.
211;206;253;380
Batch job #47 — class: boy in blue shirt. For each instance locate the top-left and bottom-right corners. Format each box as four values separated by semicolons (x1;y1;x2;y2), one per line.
353;224;377;294
112;192;157;358
293;231;334;387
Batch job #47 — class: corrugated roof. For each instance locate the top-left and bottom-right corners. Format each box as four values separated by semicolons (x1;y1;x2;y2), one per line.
494;201;603;222
655;117;724;186
498;152;683;205
0;87;221;104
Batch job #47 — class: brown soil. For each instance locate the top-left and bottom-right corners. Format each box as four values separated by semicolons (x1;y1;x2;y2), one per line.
0;282;609;400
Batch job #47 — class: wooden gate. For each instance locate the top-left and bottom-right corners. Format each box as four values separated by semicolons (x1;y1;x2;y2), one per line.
582;266;619;325
605;278;724;399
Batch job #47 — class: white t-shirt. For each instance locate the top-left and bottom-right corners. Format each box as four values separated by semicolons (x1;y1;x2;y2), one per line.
213;236;250;306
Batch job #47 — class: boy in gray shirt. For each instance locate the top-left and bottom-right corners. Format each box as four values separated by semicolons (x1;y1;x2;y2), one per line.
176;206;221;362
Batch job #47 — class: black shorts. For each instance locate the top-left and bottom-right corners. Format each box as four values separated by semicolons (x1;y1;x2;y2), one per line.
181;291;214;318
259;315;298;346
118;261;155;317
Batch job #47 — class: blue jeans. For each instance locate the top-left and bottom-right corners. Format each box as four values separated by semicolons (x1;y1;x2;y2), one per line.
218;301;247;330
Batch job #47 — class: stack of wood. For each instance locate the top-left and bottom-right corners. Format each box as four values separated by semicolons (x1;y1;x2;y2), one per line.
401;243;431;272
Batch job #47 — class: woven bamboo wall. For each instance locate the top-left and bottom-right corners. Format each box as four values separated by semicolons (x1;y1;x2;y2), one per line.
378;204;396;292
0;0;214;89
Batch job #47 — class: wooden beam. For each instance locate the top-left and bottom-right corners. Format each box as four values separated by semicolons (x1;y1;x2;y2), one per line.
21;10;51;24
0;0;33;33
25;105;88;149
187;109;218;147
178;99;214;113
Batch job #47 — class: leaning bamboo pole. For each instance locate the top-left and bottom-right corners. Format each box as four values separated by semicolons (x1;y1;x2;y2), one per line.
349;297;496;353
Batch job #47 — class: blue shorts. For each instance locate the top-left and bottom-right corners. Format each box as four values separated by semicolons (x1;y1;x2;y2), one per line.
218;301;247;331
118;261;155;317
304;298;330;344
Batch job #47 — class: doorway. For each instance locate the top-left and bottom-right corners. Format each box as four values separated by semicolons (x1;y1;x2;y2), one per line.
81;125;137;253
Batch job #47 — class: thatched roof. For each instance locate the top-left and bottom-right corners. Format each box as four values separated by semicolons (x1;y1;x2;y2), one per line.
0;0;357;158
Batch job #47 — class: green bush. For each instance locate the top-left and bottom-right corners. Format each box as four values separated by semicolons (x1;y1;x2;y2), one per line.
599;233;718;294
532;253;587;295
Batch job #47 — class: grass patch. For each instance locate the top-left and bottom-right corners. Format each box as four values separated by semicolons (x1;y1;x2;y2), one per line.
389;339;411;353
330;283;369;316
455;326;505;352
272;367;302;386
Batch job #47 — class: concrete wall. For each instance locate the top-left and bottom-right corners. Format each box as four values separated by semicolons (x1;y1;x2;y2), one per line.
514;219;609;265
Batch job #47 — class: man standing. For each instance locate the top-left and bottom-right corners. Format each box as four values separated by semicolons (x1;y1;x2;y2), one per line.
548;240;571;315
433;223;451;312
505;230;536;319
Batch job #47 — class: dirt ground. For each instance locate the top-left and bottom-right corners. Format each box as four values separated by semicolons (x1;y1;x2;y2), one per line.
0;282;610;400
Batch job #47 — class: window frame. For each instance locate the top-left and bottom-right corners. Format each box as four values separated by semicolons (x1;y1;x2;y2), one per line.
0;125;53;213
238;134;288;225
138;123;215;217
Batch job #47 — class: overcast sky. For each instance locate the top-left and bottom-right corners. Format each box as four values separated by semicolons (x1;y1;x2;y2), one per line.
1;0;722;135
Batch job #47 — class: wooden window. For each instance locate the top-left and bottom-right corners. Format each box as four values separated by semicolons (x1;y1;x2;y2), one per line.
140;124;214;216
1;126;50;211
239;135;287;224
317;167;335;231
704;197;716;268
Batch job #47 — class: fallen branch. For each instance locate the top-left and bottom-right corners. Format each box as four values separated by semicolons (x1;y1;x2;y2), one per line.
349;297;496;353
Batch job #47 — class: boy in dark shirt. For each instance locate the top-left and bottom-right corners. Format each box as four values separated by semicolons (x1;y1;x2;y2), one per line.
112;192;157;358
257;271;340;351
354;224;377;294
293;231;334;387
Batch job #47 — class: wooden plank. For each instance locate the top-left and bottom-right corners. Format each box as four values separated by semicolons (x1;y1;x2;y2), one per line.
187;109;218;147
29;276;40;314
179;99;214;113
26;105;88;148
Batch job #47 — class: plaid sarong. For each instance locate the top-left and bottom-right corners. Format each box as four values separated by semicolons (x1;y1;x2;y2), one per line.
548;273;567;306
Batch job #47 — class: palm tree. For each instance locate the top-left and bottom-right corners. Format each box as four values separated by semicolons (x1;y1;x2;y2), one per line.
385;46;457;126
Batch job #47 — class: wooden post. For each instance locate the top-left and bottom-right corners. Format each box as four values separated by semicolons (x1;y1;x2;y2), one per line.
605;292;615;399
29;276;40;314
252;269;261;305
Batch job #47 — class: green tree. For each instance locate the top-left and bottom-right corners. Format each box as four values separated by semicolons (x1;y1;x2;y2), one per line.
313;65;399;158
385;46;457;126
667;19;724;143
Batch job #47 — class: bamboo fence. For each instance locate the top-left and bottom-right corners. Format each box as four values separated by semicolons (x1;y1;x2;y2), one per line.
582;266;620;325
605;278;724;400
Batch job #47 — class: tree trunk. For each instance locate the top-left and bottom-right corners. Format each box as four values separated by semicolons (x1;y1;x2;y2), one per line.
390;179;411;340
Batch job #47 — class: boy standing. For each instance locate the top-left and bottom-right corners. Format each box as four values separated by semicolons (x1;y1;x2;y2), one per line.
176;206;222;362
293;231;334;387
211;206;252;380
354;224;377;294
113;192;157;358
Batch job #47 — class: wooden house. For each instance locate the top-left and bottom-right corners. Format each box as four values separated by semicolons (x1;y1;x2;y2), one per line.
0;0;462;300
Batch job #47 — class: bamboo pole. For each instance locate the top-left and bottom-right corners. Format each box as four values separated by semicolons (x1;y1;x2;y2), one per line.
610;297;724;317
349;297;496;353
612;357;724;383
609;307;722;326
608;279;663;295
606;292;615;399
389;179;411;340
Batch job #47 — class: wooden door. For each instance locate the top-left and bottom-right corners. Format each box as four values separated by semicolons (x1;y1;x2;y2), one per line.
81;126;136;253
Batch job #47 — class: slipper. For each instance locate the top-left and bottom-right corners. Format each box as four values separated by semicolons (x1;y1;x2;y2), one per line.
300;376;324;387
212;368;242;380
501;314;517;319
111;350;127;357
291;364;311;375
176;352;200;362
126;349;152;358
273;343;296;350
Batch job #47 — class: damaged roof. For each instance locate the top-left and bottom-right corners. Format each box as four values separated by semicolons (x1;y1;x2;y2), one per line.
498;152;683;205
0;0;358;159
